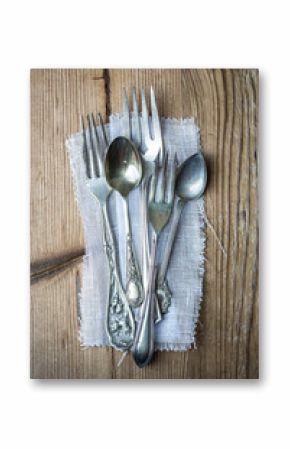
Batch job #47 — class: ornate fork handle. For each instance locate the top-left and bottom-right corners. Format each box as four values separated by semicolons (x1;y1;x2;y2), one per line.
141;173;162;322
101;203;135;350
133;234;157;368
157;198;184;309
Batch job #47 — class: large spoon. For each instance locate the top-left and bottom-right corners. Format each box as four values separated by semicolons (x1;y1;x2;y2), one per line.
105;136;144;307
157;152;207;298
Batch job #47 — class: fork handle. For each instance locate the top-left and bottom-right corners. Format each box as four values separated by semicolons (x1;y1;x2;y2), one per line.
141;178;162;322
101;203;135;350
155;199;184;315
157;198;184;287
133;234;157;368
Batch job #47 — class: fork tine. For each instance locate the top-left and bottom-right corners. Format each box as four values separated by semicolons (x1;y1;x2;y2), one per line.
122;88;130;139
132;87;138;115
81;115;90;178
91;113;104;177
141;88;150;143
87;114;98;177
150;86;163;166
132;88;141;148
98;112;108;147
91;113;100;150
81;114;94;178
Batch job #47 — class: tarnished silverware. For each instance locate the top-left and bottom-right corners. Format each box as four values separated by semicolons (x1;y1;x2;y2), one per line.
82;114;135;350
140;87;165;321
123;87;164;320
157;153;207;300
105;135;143;308
133;153;177;368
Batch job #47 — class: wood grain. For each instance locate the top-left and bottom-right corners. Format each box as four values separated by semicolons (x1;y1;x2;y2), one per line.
31;261;113;379
30;69;105;266
30;69;258;379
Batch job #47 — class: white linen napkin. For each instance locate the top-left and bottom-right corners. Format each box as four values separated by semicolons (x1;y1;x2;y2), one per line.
66;115;205;351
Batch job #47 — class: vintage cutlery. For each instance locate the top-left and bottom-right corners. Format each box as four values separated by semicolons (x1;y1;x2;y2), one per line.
133;153;177;368
122;87;163;320
157;153;207;298
140;87;163;287
140;87;164;321
105;135;143;307
81;114;135;350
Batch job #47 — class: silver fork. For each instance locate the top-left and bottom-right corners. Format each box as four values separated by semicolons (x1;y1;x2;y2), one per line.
123;87;164;318
82;113;135;350
140;87;164;294
133;153;177;368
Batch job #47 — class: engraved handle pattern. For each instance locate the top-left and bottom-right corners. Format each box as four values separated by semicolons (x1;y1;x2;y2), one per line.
123;198;144;307
101;204;135;350
156;199;184;313
141;177;162;322
133;235;157;368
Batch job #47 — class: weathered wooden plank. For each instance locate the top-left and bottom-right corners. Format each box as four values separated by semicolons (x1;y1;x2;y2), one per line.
181;69;259;379
31;69;258;379
30;69;106;266
30;69;114;378
31;261;113;379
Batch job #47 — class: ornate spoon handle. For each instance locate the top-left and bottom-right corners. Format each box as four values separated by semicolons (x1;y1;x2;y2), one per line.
101;203;135;350
123;197;143;307
157;199;184;311
133;234;157;368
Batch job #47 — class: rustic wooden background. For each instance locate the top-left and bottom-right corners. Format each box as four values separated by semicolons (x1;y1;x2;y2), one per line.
30;69;259;379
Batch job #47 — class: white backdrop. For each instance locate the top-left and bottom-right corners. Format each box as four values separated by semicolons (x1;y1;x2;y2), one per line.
0;1;289;448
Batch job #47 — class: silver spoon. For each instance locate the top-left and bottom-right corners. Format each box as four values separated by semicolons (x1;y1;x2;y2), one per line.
105;136;144;307
157;152;207;299
82;115;135;350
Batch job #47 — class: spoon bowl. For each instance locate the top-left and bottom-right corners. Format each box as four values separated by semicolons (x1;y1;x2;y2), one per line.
105;135;144;307
105;136;142;196
175;152;207;202
157;151;208;312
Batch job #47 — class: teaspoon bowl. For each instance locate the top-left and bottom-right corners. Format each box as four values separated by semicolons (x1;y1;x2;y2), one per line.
175;152;207;202
105;136;142;197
